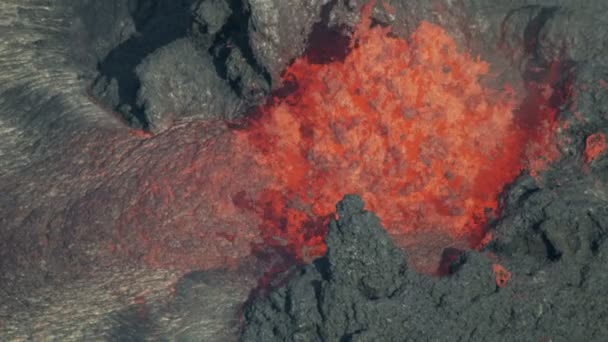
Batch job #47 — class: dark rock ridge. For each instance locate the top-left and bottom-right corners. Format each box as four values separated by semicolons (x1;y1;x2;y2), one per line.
80;0;608;133
83;0;326;132
242;192;608;341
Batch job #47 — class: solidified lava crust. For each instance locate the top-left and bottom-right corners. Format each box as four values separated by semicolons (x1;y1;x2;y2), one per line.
242;192;608;341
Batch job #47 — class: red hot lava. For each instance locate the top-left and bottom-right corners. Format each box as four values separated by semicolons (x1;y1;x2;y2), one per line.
585;132;607;163
230;3;559;270
117;2;563;274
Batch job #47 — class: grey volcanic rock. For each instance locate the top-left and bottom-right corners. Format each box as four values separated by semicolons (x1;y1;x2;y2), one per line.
69;1;137;70
246;0;325;84
135;38;240;132
83;0;326;132
77;0;608;133
1;265;257;341
242;192;608;341
327;195;406;299
193;0;232;40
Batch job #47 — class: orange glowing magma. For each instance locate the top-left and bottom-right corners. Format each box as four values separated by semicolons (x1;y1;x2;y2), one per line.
230;2;559;268
117;2;562;273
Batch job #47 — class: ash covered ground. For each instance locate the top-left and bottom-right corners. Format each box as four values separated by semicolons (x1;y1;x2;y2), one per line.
0;0;607;341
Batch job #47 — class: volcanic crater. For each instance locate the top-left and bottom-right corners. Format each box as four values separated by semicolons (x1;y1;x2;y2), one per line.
0;0;607;341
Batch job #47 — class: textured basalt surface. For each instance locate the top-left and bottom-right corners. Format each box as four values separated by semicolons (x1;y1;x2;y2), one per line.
242;192;608;341
85;0;326;132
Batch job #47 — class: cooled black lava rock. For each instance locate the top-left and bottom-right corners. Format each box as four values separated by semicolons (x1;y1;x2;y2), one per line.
193;0;232;42
246;0;325;83
70;1;137;69
87;0;201;130
82;0;329;132
327;196;407;299
242;193;608;341
135;38;240;131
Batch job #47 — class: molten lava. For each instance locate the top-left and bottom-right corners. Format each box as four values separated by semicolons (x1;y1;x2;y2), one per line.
492;264;512;288
115;2;562;274
584;132;606;163
231;2;559;269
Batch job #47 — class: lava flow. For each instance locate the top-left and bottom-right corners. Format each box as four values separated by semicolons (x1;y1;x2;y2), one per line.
116;2;562;274
230;2;560;270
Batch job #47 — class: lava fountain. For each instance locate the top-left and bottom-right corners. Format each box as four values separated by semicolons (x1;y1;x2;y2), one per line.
228;2;560;272
118;2;562;274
